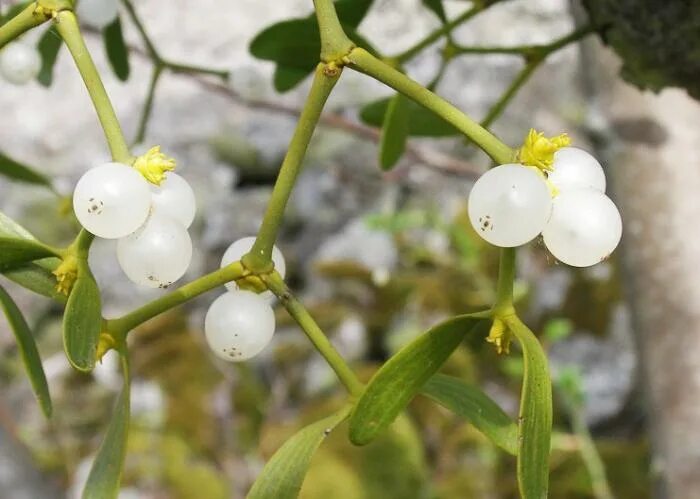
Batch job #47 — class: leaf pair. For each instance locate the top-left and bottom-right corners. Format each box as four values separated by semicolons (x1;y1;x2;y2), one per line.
249;0;374;92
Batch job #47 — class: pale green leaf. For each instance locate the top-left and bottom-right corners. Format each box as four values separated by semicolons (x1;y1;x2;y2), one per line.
62;260;102;372
504;315;553;499
348;313;487;445
421;374;517;455
82;353;131;499
0;284;52;417
248;406;351;499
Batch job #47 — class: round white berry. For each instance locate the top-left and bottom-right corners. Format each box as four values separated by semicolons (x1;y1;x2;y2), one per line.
220;237;286;297
542;189;622;267
117;212;193;288
549;147;606;193
204;290;276;362
0;43;41;85
150;172;196;228
468;164;552;247
73;162;152;239
76;0;119;29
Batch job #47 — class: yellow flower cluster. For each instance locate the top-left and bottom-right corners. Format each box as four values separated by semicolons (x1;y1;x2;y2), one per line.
517;129;571;172
52;255;78;295
486;318;512;355
133;146;176;185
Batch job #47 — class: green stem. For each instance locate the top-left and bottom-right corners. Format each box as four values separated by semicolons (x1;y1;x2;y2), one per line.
55;11;131;163
494;247;516;312
395;6;481;63
120;0;158;59
346;48;514;164
313;0;354;61
0;3;51;49
250;63;341;264
165;61;229;79
262;272;363;396
568;404;615;499
107;262;245;337
134;64;163;144
72;229;95;258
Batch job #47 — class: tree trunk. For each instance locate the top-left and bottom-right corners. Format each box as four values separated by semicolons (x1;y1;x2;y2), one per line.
584;36;700;499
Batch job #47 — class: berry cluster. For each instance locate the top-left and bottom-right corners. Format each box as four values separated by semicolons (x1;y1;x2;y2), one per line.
204;237;286;362
73;161;196;288
0;42;40;86
469;146;622;267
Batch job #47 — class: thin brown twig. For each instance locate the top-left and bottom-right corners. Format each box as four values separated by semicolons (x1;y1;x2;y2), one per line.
84;29;482;178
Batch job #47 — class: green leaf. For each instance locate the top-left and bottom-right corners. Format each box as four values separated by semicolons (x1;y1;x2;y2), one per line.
62;261;102;372
504;315;552;499
248;406;351;499
348;314;485;446
422;0;447;22
360;97;460;137
0;151;53;188
273;65;315;93
3;264;64;302
378;93;410;170
0;212;63;301
103;17;130;81
82;353;130;499
249;0;375;92
37;27;62;86
0;285;52;417
0;237;58;270
421;374;517;455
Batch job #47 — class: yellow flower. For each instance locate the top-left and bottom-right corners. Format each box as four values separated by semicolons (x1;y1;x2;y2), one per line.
133;146;176;185
96;333;116;362
517;128;571;172
52;255;78;296
486;318;512;355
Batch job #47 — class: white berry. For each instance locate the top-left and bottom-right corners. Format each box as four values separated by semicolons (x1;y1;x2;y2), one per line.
542;189;622;267
73;162;152;239
468;164;552;247
204;290;276;362
117;212;193;288
220;237;286;297
0;43;41;85
151;172;196;228
76;0;119;29
549;147;606;193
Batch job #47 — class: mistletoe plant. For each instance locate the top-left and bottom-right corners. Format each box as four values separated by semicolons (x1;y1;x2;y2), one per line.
0;0;622;498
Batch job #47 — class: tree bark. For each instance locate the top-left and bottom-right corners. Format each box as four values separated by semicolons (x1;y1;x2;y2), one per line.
584;36;700;499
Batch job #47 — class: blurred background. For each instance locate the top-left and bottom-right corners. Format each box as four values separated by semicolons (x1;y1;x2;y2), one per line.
1;0;699;497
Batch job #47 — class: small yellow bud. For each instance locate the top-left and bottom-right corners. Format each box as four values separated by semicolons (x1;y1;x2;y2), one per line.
133;146;176;186
517;128;571;172
96;333;116;362
52;255;78;296
486;318;512;355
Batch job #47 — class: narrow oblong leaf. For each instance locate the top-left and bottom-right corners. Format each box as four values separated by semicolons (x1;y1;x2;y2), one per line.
0;151;53;188
0;211;63;301
247;406;351;499
0;285;52;417
379;93;410;170
62;261;102;371
37;27;62;86
349;313;486;446
360;97;460;137
273;65;315;93
103;17;130;81
504;315;553;499
82;353;130;499
0;237;58;270
421;374;517;455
